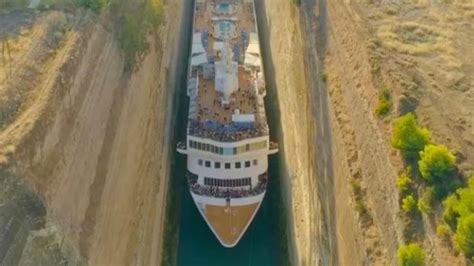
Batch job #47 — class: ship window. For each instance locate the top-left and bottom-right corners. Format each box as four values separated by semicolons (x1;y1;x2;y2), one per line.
219;147;224;154
246;144;250;151
235;162;241;169
215;162;221;169
225;163;231;169
253;159;258;166
245;161;251;168
205;161;211;168
198;159;203;166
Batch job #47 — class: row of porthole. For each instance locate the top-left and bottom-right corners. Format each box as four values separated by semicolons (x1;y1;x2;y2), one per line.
197;159;258;169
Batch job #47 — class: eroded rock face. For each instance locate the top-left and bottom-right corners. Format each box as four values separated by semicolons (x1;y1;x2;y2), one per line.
0;1;186;264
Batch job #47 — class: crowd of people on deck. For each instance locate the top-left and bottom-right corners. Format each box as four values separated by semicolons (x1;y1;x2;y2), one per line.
188;119;268;142
187;172;268;199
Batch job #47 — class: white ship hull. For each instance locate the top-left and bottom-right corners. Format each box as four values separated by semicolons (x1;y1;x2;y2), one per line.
177;0;277;247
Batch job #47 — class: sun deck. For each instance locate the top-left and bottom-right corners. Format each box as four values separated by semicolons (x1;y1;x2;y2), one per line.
188;0;267;142
195;69;257;124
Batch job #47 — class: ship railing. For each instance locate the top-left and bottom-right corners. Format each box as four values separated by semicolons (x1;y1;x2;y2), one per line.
188;119;269;142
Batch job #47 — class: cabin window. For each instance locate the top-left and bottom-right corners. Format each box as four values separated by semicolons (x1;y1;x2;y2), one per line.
225;163;231;169
215;162;221;169
198;159;203;166
245;161;251;168
205;161;211;168
235;162;241;169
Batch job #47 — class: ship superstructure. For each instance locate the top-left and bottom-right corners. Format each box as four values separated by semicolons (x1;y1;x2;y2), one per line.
177;0;278;247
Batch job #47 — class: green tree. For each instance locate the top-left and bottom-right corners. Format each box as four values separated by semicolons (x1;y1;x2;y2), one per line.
402;195;418;214
119;14;149;70
146;0;165;27
391;113;431;161
397;172;413;195
376;87;392;118
419;144;457;198
455;213;474;258
443;177;474;229
397;243;426;266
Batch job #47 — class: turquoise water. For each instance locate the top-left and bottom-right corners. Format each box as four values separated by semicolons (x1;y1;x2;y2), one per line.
217;3;230;13
218;21;233;33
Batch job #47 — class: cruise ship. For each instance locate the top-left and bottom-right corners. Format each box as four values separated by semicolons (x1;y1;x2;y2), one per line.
177;0;278;248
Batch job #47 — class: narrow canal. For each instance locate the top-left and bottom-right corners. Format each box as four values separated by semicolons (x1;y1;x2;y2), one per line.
165;1;293;265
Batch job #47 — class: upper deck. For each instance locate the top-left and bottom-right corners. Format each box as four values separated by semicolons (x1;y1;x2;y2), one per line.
187;0;268;143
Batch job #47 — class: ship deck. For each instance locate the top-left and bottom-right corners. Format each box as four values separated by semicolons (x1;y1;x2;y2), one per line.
196;70;257;124
203;203;260;246
191;0;264;127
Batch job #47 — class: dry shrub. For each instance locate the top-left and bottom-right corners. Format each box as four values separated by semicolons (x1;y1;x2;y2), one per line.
377;22;448;55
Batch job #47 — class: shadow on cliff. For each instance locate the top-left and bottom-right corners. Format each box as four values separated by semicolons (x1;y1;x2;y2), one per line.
254;1;298;265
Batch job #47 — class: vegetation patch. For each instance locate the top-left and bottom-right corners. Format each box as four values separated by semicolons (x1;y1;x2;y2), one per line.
67;0;165;71
442;174;474;259
417;187;434;214
396;169;414;196
402;194;419;214
397;243;426;266
419;144;459;199
113;0;165;71
391;113;431;162
292;0;302;6
350;177;372;225
375;87;392;118
377;22;447;55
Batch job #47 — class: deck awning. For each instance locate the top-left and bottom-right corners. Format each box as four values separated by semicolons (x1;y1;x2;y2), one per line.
192;43;206;55
244;53;261;68
191;53;208;66
192;32;206;55
246;43;260;55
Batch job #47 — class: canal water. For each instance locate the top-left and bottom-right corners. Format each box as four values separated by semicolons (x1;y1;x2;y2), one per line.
165;1;292;265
